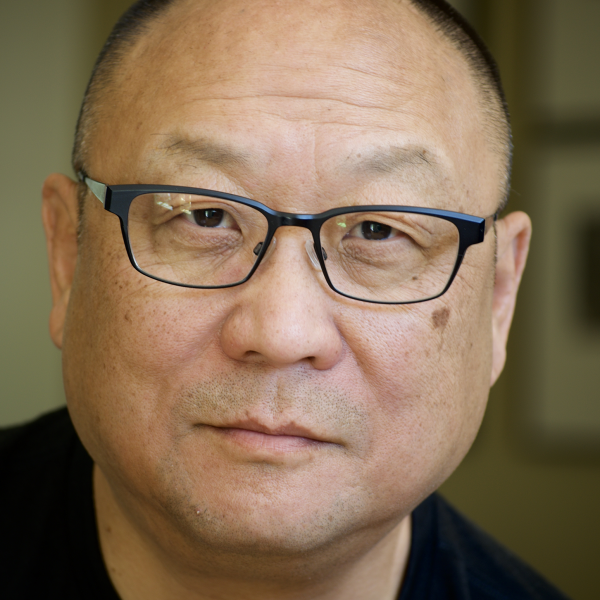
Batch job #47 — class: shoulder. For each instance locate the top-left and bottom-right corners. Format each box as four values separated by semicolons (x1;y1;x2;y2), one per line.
0;408;80;535
0;408;90;598
0;407;76;471
0;407;82;533
424;494;571;600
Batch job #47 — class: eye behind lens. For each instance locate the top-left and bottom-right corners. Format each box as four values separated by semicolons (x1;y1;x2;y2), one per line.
194;208;225;228
361;221;392;240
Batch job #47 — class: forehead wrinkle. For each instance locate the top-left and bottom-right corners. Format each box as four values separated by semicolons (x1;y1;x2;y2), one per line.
346;145;445;188
157;134;253;170
357;145;439;173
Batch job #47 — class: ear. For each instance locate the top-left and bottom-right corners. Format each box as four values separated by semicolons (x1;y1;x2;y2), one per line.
42;173;80;349
490;211;532;385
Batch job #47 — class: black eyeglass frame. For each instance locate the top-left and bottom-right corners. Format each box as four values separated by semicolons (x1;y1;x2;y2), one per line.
79;171;497;305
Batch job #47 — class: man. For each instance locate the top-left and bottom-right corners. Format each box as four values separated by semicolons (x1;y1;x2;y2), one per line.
1;0;568;598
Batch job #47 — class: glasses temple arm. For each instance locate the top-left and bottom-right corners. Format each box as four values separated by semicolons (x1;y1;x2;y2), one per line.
77;170;107;206
484;212;498;235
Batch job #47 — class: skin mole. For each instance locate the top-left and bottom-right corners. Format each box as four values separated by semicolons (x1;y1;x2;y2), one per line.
431;307;450;329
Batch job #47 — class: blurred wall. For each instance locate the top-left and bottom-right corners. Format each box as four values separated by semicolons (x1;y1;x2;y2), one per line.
439;3;600;600
0;0;95;424
0;1;598;599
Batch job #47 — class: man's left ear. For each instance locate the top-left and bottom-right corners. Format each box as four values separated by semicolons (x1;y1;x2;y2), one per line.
490;211;532;385
42;173;80;349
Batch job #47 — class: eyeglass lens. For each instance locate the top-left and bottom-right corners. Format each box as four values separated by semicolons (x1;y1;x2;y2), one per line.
127;193;460;302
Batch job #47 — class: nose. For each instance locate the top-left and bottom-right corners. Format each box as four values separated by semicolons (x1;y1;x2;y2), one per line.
219;233;343;370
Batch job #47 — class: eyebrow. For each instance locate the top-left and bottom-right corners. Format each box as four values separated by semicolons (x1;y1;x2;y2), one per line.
352;145;442;178
158;135;253;169
157;136;442;188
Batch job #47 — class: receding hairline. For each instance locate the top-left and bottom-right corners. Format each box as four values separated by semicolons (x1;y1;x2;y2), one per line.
72;0;512;214
407;0;512;209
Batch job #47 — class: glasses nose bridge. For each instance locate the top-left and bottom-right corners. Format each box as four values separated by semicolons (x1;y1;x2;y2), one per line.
275;212;320;234
264;212;323;271
269;211;321;245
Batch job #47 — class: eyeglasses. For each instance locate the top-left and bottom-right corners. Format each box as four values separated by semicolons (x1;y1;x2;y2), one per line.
79;172;496;305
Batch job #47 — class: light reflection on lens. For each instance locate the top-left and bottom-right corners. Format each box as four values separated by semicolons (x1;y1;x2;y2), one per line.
128;197;459;301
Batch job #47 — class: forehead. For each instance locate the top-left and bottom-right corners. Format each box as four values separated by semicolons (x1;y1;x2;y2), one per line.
93;0;498;214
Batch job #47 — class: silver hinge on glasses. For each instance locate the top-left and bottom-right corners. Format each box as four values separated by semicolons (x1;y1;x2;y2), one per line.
78;171;107;206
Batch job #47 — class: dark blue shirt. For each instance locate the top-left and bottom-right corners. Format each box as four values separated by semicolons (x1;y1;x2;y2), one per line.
0;409;570;599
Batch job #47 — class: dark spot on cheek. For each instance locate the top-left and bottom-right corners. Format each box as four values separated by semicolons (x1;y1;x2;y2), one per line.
431;307;450;329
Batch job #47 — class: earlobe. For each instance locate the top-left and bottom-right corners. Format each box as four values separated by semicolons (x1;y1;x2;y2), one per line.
42;173;80;349
490;211;532;386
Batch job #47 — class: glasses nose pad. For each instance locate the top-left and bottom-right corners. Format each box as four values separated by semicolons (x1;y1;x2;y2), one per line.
305;240;322;271
253;237;276;262
264;237;277;261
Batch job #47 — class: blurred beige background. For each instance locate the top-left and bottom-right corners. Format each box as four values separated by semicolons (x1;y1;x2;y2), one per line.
1;1;599;598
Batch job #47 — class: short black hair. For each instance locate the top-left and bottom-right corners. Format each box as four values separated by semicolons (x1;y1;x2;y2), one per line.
73;0;178;178
409;0;512;208
73;0;511;210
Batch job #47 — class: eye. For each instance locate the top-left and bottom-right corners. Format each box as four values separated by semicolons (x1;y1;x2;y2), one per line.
185;208;237;229
349;221;399;240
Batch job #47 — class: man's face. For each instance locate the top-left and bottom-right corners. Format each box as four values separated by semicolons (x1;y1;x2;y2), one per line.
55;0;507;567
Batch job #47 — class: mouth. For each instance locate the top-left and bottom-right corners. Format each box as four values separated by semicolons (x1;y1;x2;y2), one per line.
198;420;338;456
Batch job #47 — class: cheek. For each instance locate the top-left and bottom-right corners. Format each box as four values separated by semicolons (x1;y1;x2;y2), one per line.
61;223;232;472
342;304;459;418
338;284;492;497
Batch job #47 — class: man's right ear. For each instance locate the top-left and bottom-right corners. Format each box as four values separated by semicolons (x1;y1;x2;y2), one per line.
42;173;80;349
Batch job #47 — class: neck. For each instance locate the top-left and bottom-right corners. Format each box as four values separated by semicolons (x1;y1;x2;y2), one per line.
94;465;412;600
